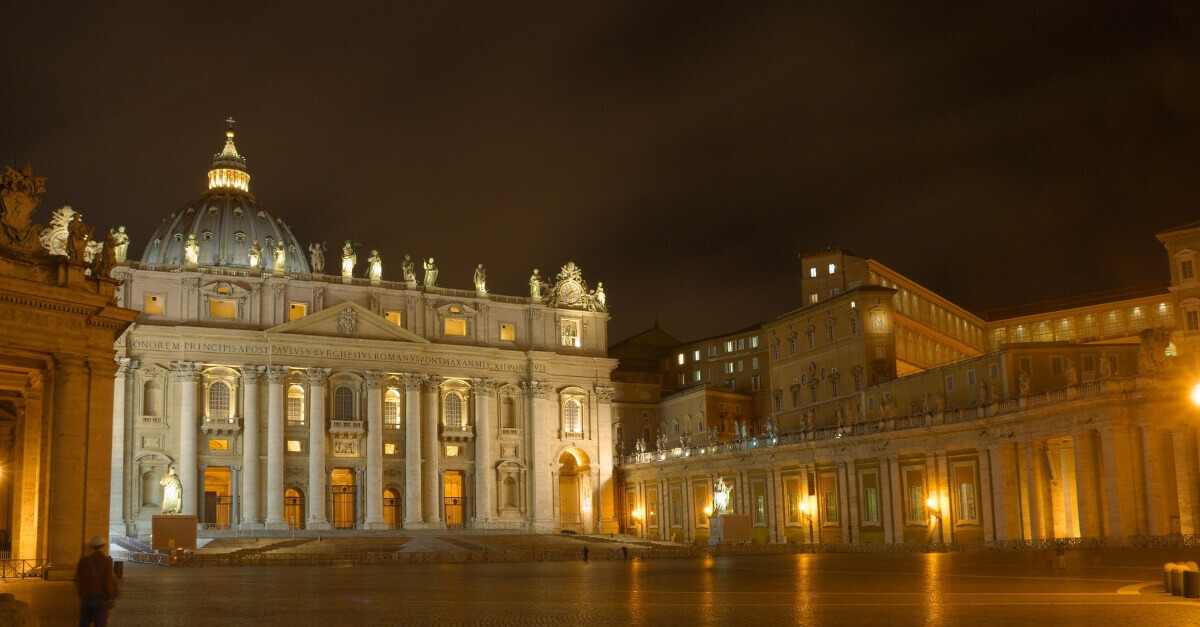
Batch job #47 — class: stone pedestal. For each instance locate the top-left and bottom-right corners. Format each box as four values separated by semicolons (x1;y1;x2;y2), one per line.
152;515;198;551
708;514;751;545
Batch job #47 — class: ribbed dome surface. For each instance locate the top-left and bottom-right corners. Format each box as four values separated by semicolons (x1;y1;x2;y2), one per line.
139;122;311;274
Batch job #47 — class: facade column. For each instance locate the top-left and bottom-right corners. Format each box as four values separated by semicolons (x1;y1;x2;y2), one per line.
1073;431;1102;538
1172;428;1198;535
880;457;895;544
46;355;90;578
422;376;443;524
977;447;995;542
472;378;496;526
595;387;618;533
1142;425;1170;536
887;457;903;543
770;468;785;543
240;366;263;526
171;361;202;517
230;466;242;527
264;366;287;528
306;367;331;529
1098;425;1137;538
356;466;366;526
364;371;386;529
844;462;857;544
402;373;424;525
197;465;208;524
109;358;136;537
527;381;554;531
1025;440;1047;540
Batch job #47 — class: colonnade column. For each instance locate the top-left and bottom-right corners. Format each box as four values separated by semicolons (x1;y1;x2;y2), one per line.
46;355;90;578
1172;428;1198;535
364;371;386;529
306;367;331;529
472;378;496;526
1142;425;1170;536
527;381;554;530
264;366;287;528
422;377;443;524
240;366;263;526
879;457;895;543
1074;431;1103;538
109;358;135;537
171;361;202;517
402;374;424;525
595;387;617;533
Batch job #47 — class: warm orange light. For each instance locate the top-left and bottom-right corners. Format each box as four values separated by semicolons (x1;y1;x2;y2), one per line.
1190;382;1200;409
925;496;937;510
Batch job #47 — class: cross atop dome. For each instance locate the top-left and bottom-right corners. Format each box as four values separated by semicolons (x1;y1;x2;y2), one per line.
209;117;249;192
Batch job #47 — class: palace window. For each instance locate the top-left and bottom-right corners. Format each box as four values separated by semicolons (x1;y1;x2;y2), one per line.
286;385;305;426
677;354;685;365
1184;259;1195;281
286;440;302;452
444;393;464;427
954;464;978;522
828;263;836;274
384;389;401;428
790;337;798;354
1188;310;1199;332
750;336;759;348
499;322;515;341
708;346;717;357
694;349;701;361
863;486;879;523
806;331;814;349
334;386;355;420
810;267;817;278
289;302;307;320
725;340;734;352
560;319;580;347
384;443;398;455
444;318;467;336
771;344;779;360
563;399;582;434
144;293;165;315
849;317;857;334
208;439;228;451
208;381;231;418
209;299;237;319
385;310;402;326
827;325;835;342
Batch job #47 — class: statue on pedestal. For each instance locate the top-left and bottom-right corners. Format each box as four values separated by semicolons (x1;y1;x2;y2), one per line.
273;241;286;272
67;213;93;262
184;234;199;265
110;226;130;262
473;264;486;292
423;257;438;287
713;477;733;515
92;230;117;278
341;241;357;277
1018;369;1031;396
160;467;182;514
367;250;383;282
247;240;262;268
530;269;543;300
1065;359;1078;386
308;242;326;274
401;255;416;284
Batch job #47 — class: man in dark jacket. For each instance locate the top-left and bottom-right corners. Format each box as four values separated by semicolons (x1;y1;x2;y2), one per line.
75;536;116;626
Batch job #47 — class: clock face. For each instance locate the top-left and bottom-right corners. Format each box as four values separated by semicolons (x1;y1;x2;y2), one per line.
560;281;582;304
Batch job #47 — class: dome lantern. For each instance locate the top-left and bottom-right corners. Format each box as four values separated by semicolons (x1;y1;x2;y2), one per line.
208;117;250;192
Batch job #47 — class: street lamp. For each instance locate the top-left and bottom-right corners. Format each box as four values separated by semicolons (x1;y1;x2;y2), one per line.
926;495;943;543
799;500;814;543
1190;382;1200;408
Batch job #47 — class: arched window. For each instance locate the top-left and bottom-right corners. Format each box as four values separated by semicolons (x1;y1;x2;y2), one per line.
209;381;231;418
286;385;305;426
563;399;582;434
501;397;516;429
335;386;355;420
285;488;304;529
444;393;463;427
384;389;401;428
143;380;162;416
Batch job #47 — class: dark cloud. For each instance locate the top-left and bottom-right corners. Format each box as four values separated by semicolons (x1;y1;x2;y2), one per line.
2;2;1198;342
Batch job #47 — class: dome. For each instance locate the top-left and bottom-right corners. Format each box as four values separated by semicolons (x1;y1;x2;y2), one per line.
140;121;311;274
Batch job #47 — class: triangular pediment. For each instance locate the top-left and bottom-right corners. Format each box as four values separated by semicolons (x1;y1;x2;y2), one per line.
266;301;428;343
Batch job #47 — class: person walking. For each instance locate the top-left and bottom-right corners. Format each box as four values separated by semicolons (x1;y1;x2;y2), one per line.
75;536;116;626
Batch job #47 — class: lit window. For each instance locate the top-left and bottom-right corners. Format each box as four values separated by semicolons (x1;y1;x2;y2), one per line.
384;389;401;428
750;336;759;348
445;445;460;457
208;381;231;418
693;370;701;382
289;302;307;320
499;323;515;341
385;310;402;326
286;440;302;452
828;263;836;274
751;357;759;369
144;294;165;315
724;363;734;374
708;346;716;357
445;318;467;336
560;319;581;347
444;393;463;427
693;350;701;361
208;439;228;451
563;399;582;433
725;341;734;352
809;293;819;304
209;299;236;319
286;384;305;426
809;267;817;278
678;354;685;365
384;443;398;455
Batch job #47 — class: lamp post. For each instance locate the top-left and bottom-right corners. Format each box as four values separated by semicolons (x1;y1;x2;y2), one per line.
800;501;814;544
926;495;943;544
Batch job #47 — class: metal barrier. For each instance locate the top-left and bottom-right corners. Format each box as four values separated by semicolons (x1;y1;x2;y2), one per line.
0;559;47;580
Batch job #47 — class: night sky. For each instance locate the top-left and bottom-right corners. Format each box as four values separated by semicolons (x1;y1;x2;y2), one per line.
3;3;1200;343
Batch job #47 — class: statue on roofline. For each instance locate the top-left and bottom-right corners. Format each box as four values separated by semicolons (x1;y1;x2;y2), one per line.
0;163;48;254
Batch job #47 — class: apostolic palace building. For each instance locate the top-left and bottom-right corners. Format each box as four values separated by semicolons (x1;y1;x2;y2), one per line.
3;119;1200;577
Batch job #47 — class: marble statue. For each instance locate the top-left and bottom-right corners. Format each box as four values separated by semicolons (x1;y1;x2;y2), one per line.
635;438;646;455
183;233;199;265
474;264;486;292
530;269;542;299
93;230;117;278
368;250;382;281
713;477;733;515
708;426;719;444
594;282;606;307
423;257;438;287
1065;359;1078;386
1018;369;1031;396
273;241;286;271
247;240;262;268
67;213;93;262
401;254;416;283
341;240;356;277
110;225;130;262
308;242;326;274
160;466;182;514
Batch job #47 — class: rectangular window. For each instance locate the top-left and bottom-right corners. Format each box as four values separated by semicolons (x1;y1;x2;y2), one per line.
384;443;398;455
790;337;798;354
752;481;766;525
751;357;759;369
863;487;879;524
750;336;759;348
967;369;976;386
671;487;683;527
499;323;515;341
809;293;819;304
209;299;237;319
679;374;686;386
1019;357;1032;375
208;439;228;451
827;326;835;342
828;263;836;274
1184;259;1195;280
693;370;701;382
444;318;467;336
678;354;685;365
810;267;817;278
708;346;717;357
989;363;999;380
725;340;734;352
445;445;461;457
1051;357;1063;375
1188;310;1199;331
945;375;954;392
694;484;710;527
1083;355;1095;373
646;487;658;529
288;302;307;320
850;317;857;334
955;464;978;522
724;363;734;374
693;350;701;362
737;338;745;350
907;485;924;524
286;440;302;452
785;477;801;524
823;490;838;525
384;310;402;326
771;345;780;360
752;374;761;391
144;293;165;315
737;360;744;372
560;319;580;347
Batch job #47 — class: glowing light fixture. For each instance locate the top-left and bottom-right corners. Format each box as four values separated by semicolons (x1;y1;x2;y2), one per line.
1190;382;1200;408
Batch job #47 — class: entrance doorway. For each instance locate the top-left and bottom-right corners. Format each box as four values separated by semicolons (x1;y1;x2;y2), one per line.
285;488;305;529
203;467;232;529
384;488;402;529
557;448;592;533
331;469;357;529
443;472;464;529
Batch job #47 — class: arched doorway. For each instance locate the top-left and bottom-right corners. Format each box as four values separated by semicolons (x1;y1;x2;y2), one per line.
331;468;357;529
557;448;592;534
285;488;305;529
443;472;464;529
384;488;402;529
